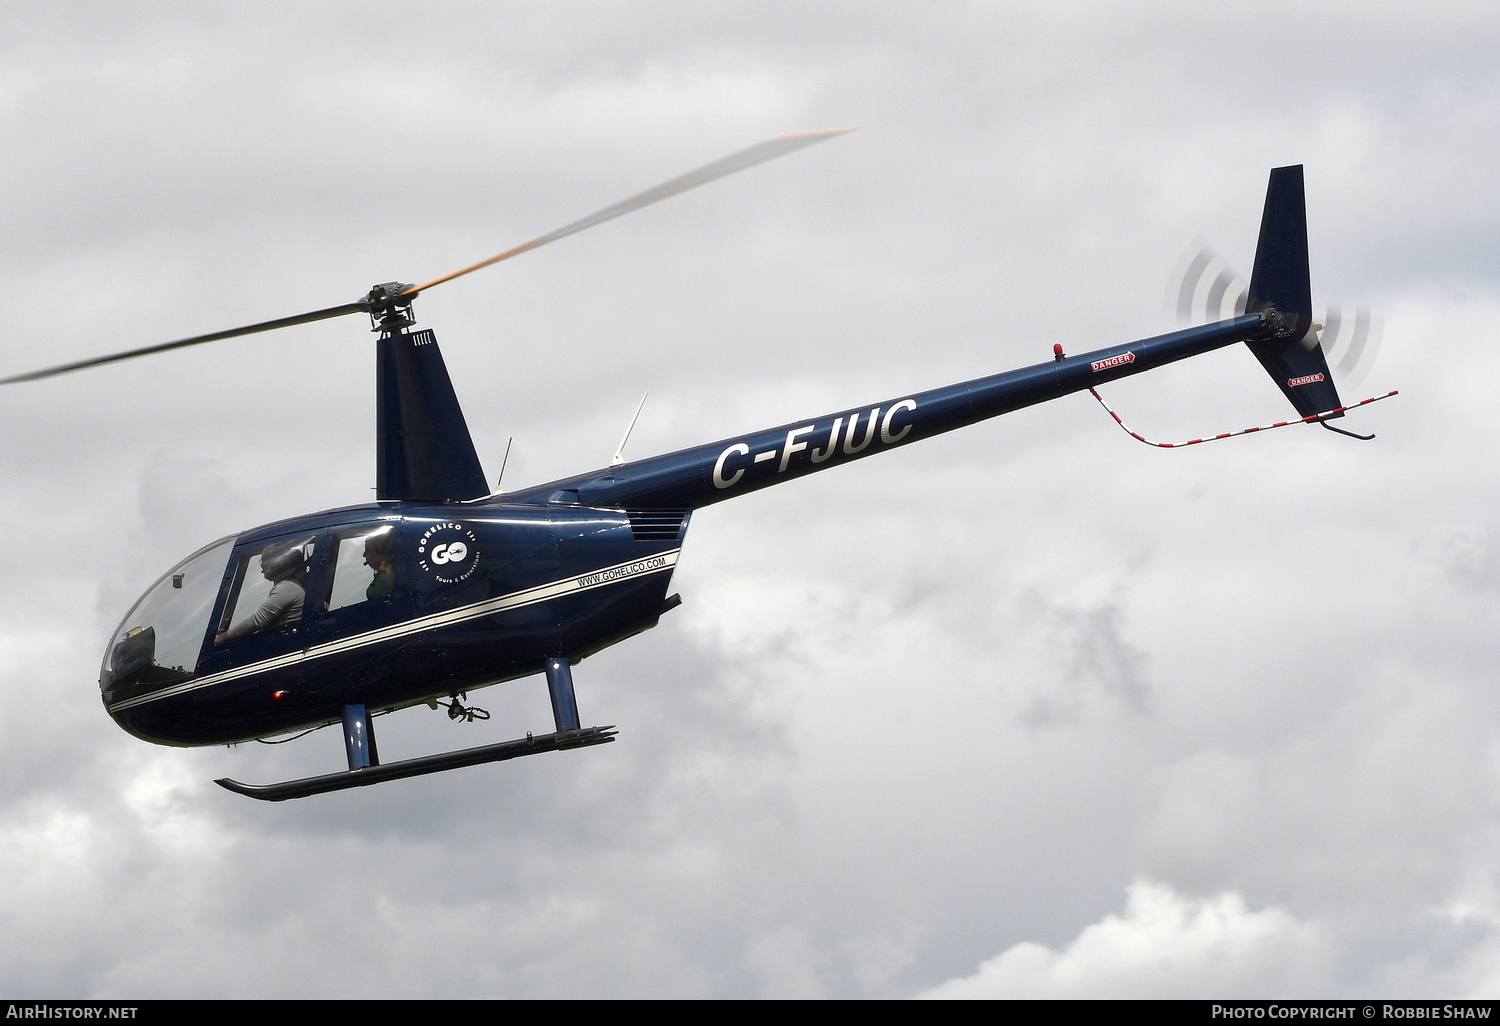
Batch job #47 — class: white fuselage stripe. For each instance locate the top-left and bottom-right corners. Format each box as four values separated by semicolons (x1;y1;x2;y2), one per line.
108;549;680;713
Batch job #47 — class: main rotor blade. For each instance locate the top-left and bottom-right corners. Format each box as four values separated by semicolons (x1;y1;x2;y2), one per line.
3;129;851;385
403;126;856;297
0;300;369;385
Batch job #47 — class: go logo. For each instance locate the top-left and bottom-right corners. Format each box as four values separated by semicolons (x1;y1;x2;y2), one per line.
431;542;468;564
417;522;480;584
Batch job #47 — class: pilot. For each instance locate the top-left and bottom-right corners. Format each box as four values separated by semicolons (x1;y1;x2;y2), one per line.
215;542;307;643
364;531;396;601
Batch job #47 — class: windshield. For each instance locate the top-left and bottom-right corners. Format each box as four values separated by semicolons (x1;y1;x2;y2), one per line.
102;536;235;691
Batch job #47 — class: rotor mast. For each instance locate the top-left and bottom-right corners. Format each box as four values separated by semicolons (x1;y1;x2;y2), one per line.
368;283;491;502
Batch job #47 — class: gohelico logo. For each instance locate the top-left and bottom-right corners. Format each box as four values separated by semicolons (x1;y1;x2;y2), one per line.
417;522;480;584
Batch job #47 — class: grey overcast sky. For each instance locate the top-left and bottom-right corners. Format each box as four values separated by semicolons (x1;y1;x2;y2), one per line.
2;0;1498;998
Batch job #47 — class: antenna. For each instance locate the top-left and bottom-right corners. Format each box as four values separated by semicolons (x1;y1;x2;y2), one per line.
610;393;649;467
495;437;513;492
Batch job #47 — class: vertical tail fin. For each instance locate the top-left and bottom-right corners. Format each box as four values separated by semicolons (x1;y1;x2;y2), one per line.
376;327;490;501
1244;165;1344;420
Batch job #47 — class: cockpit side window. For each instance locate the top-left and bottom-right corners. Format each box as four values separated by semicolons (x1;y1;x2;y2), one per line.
216;535;315;644
322;525;397;614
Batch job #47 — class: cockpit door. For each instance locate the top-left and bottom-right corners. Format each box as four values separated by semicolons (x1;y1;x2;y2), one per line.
306;522;408;636
195;532;317;680
285;521;418;703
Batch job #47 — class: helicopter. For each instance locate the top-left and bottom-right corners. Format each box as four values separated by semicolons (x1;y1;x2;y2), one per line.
2;129;1392;800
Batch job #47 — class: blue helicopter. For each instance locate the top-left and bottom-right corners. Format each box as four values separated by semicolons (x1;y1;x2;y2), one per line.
2;130;1380;800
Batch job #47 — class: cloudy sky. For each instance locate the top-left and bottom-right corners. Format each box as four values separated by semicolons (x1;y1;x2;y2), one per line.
1;0;1497;999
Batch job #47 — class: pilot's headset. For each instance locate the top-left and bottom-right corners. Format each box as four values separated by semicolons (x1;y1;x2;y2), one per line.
261;542;307;584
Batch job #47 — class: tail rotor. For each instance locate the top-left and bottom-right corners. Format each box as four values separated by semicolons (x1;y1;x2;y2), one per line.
1164;239;1383;392
1313;304;1383;391
1165;237;1248;324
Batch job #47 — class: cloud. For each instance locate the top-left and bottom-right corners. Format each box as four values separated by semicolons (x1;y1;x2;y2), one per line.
919;879;1332;999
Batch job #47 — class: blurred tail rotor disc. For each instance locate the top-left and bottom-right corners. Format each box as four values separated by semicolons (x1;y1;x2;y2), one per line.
1164;238;1382;390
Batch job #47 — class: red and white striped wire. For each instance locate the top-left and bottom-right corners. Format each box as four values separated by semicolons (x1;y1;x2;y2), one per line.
1088;388;1399;448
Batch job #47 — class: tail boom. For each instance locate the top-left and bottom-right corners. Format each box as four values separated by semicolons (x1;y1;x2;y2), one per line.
505;313;1276;511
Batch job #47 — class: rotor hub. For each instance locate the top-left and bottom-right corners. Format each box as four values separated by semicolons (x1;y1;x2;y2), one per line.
365;282;416;334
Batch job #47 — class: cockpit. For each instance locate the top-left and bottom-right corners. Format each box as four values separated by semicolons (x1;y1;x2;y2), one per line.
100;523;401;705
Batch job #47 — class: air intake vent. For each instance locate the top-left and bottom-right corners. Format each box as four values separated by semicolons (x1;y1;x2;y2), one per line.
626;509;687;541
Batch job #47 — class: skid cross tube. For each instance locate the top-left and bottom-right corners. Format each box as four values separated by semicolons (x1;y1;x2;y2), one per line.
545;657;581;732
341;704;379;770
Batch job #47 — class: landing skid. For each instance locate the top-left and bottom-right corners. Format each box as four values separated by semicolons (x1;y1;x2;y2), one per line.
215;725;617;802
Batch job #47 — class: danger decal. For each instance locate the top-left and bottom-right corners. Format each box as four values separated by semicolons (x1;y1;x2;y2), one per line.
1091;352;1136;372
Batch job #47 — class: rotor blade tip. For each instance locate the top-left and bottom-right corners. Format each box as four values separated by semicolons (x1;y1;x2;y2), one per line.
774;126;859;140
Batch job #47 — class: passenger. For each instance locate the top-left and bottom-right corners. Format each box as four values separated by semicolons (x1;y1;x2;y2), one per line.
215;542;307;643
364;531;396;600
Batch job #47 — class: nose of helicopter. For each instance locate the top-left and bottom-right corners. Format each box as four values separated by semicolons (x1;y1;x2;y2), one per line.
99;536;237;737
